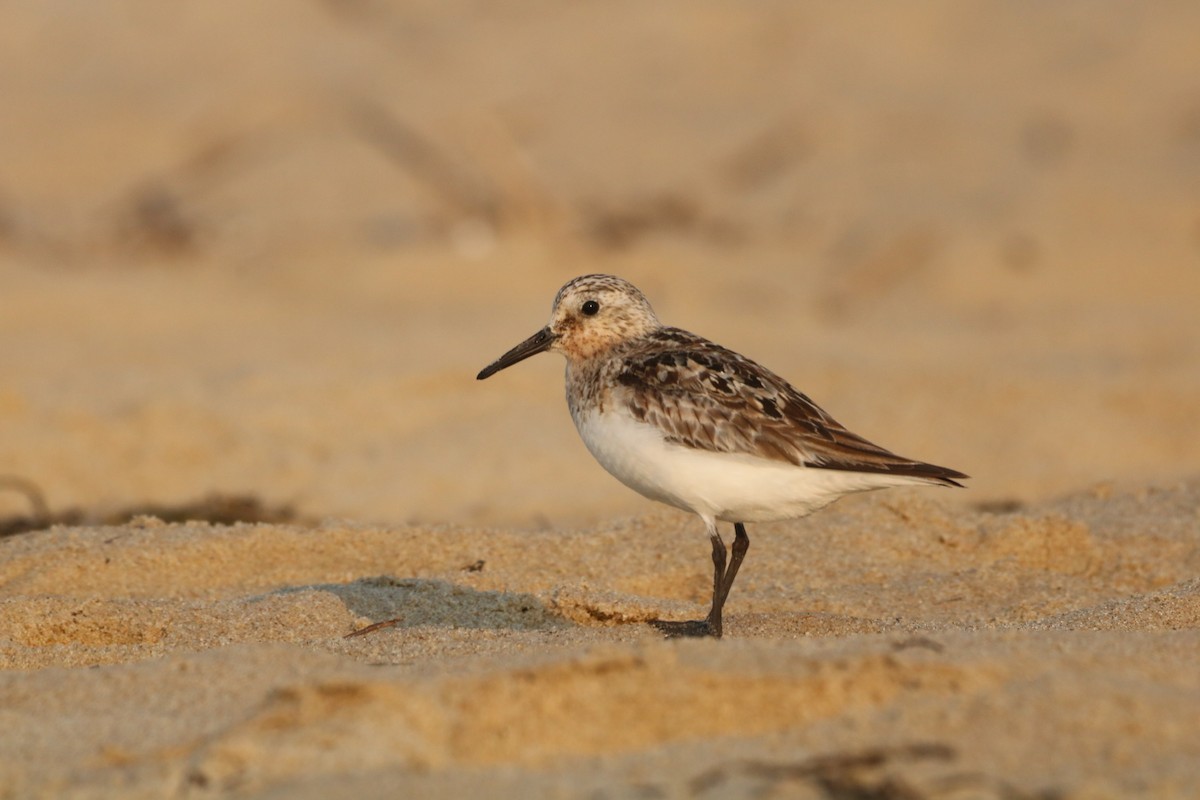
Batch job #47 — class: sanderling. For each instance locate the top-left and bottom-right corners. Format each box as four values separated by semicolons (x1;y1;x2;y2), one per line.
477;274;967;637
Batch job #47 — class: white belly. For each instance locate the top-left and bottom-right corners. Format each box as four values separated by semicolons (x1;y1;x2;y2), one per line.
573;407;922;523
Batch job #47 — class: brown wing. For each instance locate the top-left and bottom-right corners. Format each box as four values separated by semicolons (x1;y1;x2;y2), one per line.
615;328;967;486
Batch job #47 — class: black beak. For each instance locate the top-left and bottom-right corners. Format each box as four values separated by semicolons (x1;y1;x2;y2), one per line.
477;327;556;380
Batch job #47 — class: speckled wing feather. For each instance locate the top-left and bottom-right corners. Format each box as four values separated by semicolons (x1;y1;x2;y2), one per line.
614;328;966;486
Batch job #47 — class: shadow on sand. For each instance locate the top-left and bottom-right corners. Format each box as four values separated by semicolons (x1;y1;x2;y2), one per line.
283;576;572;634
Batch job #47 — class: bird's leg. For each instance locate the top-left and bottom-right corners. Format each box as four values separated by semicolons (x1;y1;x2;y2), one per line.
704;523;750;636
651;520;750;639
702;531;728;637
716;522;750;611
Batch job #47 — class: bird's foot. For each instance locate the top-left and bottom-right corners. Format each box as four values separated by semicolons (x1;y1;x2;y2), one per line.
648;617;722;639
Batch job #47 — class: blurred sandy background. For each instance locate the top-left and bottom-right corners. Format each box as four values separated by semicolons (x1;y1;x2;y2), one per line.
1;2;1199;798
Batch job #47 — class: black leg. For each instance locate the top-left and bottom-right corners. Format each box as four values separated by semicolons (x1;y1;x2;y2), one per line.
718;522;750;609
651;523;749;639
703;532;728;637
708;532;727;612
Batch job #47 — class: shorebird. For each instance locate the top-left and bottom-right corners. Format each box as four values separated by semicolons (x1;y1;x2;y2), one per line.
477;274;967;637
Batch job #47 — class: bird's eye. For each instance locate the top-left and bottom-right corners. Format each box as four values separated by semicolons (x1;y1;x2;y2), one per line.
581;300;600;316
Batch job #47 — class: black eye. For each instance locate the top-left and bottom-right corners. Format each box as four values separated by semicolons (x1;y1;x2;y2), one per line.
581;300;600;316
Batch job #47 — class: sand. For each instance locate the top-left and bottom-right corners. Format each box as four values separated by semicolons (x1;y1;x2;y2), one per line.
2;2;1199;798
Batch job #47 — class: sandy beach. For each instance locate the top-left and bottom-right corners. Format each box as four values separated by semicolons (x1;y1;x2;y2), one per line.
2;2;1199;797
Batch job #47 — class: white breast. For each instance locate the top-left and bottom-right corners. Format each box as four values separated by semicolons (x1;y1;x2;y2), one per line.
572;406;922;524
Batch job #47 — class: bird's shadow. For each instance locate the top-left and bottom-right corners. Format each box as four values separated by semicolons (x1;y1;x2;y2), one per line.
274;575;570;633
